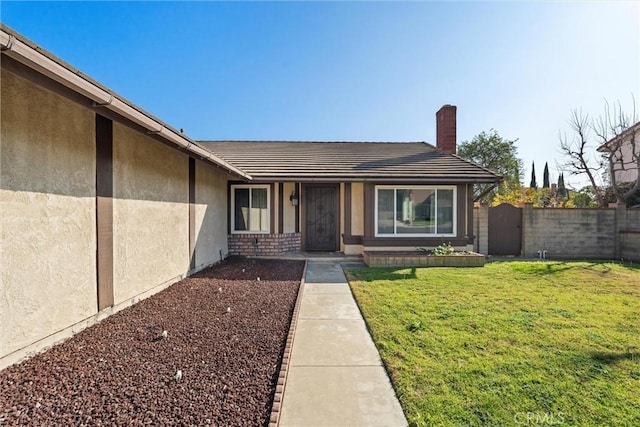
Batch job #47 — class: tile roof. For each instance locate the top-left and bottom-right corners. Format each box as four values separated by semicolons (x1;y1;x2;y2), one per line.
199;141;502;183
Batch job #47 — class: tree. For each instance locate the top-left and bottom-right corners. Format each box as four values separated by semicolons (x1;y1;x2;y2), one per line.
593;100;640;204
543;162;550;188
457;129;523;205
492;184;567;208
559;100;639;207
530;162;537;189
559;110;606;206
557;173;567;198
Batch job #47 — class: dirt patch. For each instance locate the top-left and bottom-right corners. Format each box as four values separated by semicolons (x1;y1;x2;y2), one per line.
1;257;305;426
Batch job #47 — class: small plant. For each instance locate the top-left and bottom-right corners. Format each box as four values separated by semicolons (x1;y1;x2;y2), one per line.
432;242;455;255
406;319;425;332
418;242;455;255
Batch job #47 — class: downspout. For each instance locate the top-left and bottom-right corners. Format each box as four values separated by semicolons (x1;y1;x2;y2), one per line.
0;29;251;180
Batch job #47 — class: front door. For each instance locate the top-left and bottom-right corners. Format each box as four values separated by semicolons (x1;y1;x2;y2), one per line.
305;185;338;251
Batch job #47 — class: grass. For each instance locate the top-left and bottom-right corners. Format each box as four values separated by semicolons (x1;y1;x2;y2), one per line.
346;261;640;426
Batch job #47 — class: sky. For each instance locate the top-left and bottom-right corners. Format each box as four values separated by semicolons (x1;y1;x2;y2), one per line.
2;1;639;189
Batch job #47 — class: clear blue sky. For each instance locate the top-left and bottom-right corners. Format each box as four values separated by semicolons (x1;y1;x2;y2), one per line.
2;1;639;188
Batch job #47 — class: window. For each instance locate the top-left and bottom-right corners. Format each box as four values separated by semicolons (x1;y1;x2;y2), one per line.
375;186;455;236
231;185;270;233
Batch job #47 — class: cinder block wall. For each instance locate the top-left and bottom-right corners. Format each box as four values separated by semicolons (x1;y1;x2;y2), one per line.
474;206;489;254
522;205;616;258
619;208;640;261
474;204;639;260
1;66;230;368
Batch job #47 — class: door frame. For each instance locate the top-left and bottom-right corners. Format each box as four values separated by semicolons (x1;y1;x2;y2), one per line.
302;183;341;251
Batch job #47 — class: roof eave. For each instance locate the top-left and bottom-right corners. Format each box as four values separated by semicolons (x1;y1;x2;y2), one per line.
597;121;640;152
244;175;503;184
0;25;251;180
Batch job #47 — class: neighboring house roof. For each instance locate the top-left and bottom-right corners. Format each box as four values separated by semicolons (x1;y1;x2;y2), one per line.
199;141;503;183
0;24;250;180
597;121;640;152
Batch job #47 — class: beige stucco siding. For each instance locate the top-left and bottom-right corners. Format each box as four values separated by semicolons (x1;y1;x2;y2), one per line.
340;183;345;252
194;160;229;268
1;69;97;358
351;182;364;236
112;123;189;305
283;182;297;233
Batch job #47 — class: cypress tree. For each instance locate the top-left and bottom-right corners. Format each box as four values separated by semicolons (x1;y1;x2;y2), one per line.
543;162;550;188
530;161;537;189
557;173;567;198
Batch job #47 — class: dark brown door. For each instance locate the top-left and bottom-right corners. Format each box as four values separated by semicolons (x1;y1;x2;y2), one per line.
305;185;338;251
488;203;522;256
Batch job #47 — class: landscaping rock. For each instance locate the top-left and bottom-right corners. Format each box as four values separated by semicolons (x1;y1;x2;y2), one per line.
0;257;305;426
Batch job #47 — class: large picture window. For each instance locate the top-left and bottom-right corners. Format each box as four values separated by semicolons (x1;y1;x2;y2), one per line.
231;185;270;233
375;186;455;236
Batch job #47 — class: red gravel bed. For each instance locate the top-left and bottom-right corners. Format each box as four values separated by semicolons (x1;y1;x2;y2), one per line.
1;258;305;426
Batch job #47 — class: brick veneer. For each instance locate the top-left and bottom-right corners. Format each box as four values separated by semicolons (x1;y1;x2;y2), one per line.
228;233;301;256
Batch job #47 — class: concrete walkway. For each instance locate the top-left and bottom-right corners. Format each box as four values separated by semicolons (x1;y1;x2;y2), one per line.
279;261;407;427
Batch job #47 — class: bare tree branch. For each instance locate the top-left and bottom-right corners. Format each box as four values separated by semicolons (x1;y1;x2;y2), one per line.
592;97;639;204
558;109;605;206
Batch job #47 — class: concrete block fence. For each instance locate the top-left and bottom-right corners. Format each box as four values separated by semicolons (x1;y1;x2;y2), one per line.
475;204;640;261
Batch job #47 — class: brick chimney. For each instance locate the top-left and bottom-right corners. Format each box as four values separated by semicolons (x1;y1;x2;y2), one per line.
436;104;457;154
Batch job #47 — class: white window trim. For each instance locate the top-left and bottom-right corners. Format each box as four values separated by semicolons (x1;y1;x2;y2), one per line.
374;185;457;237
231;184;271;234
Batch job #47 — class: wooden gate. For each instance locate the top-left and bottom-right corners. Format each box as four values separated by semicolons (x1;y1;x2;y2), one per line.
305;185;338;251
488;203;522;256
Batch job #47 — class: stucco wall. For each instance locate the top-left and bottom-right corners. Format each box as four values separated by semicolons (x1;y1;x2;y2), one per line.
1;69;97;358
112;123;189;305
283;182;297;233
194;160;229;269
612;138;639;183
351;182;364;236
340;183;345;252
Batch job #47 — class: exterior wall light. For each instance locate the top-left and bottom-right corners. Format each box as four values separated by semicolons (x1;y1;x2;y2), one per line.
290;191;299;206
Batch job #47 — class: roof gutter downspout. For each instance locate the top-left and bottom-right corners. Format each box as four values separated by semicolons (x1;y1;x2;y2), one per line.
0;29;251;180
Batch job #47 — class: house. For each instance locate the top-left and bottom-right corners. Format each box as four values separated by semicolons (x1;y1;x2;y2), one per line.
201;136;501;256
597;121;640;185
0;24;500;368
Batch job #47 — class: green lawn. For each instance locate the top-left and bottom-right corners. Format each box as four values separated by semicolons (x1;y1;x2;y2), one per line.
346;261;640;426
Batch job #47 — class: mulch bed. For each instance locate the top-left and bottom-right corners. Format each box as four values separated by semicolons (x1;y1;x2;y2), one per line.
0;257;305;426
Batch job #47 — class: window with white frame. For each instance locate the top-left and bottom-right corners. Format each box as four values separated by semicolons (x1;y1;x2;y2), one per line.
375;186;456;236
231;185;270;233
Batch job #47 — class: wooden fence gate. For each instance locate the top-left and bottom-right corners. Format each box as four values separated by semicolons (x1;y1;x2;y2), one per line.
488;203;522;256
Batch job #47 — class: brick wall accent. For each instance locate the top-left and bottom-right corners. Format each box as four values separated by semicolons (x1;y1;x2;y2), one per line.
228;233;301;256
474;204;640;261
